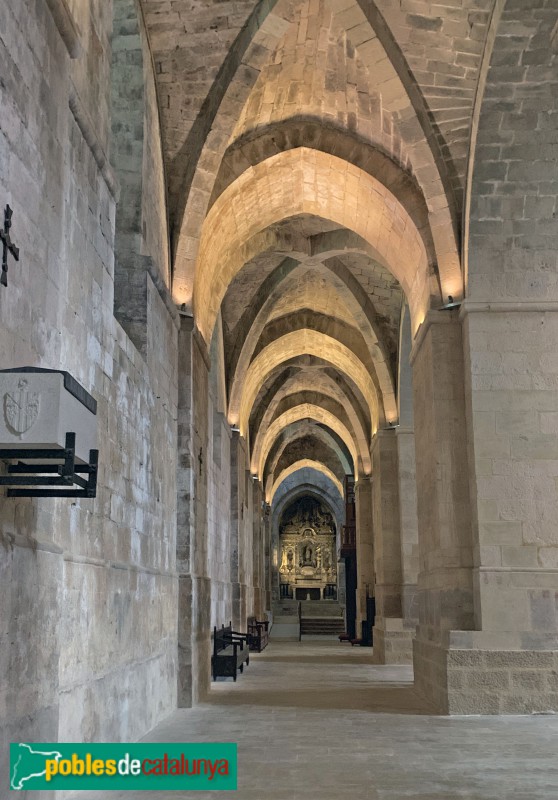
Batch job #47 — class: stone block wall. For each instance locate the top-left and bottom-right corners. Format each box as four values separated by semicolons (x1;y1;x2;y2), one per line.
0;0;179;783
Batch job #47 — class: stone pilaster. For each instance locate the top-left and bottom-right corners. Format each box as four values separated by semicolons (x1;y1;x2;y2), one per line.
263;504;272;611
230;429;243;630
243;468;253;622
397;303;419;624
371;430;415;664
176;314;211;705
453;304;558;713
230;430;255;629
411;311;475;711
270;510;281;605
355;476;373;631
252;479;264;617
396;427;420;649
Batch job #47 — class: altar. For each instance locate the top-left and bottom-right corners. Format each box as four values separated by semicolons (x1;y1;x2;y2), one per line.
278;496;337;600
295;587;321;601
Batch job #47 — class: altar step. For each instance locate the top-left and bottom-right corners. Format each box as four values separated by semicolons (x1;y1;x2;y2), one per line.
272;600;343;617
300;617;345;636
299;600;343;618
270;600;345;639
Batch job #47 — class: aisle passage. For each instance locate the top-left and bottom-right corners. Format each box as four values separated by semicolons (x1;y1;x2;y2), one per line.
75;642;558;800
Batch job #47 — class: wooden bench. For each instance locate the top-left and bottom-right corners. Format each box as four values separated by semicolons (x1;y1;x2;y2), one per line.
247;616;269;652
211;623;250;681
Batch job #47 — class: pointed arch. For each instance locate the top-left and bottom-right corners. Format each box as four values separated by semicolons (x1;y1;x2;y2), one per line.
236;328;380;439
269;461;345;506
263;422;351;501
168;0;460;317
254;403;360;481
254;375;370;475
227;251;398;425
194;148;431;344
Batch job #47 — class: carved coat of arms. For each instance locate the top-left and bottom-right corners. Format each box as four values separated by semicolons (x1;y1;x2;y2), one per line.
4;379;40;436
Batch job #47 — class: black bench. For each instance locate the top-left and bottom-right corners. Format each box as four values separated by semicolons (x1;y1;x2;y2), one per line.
247;616;269;652
211;623;250;681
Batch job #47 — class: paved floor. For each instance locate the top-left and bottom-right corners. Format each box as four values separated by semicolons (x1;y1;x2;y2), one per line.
76;641;558;800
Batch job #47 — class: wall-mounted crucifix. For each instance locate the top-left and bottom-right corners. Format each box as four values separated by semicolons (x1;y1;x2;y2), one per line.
0;205;19;287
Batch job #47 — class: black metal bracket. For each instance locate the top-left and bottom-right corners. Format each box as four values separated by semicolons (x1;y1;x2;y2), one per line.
0;432;98;498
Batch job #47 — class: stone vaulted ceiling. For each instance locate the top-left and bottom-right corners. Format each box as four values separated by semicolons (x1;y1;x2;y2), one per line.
140;0;498;502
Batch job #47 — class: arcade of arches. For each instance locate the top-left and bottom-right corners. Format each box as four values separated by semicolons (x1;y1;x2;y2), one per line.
2;0;558;787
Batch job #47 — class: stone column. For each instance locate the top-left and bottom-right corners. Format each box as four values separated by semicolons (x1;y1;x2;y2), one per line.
263;503;272;611
456;304;558;713
355;476;373;631
371;430;415;664
271;501;286;607
411;311;475;712
230;431;254;629
252;479;264;617
242;467;253;621
396;427;420;641
177;314;211;705
396;303;420;643
229;430;243;630
337;559;347;607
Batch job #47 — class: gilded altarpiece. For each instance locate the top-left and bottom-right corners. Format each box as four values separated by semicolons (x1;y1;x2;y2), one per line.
279;497;337;600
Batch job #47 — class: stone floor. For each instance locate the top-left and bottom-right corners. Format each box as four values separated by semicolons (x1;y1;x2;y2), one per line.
76;641;558;800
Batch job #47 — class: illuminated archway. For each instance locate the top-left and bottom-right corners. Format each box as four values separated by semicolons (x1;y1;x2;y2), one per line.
192;149;434;343
228;253;397;424
235;329;380;438
254;404;360;481
269;462;345;506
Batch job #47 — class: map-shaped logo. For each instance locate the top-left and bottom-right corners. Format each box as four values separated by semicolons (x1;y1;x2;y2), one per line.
10;743;63;790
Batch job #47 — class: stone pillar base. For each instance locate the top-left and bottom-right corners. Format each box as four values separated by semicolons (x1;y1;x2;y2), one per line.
414;630;558;714
372;618;415;664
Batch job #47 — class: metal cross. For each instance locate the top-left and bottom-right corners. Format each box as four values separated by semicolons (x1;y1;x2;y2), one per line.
0;205;19;287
